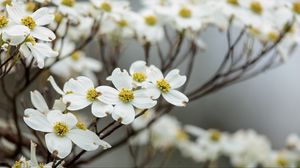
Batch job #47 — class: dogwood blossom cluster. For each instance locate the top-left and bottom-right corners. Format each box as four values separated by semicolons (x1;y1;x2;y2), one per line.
131;112;300;168
23;60;188;158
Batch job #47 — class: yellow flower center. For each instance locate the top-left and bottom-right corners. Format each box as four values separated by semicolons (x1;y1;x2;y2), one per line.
248;26;260;36
132;72;147;82
227;0;239;6
277;156;288;168
25;36;36;45
55;12;63;23
2;0;11;6
26;2;37;12
210;130;221;142
100;2;112;12
21;16;36;30
13;161;22;168
144;15;157;26
268;31;279;42
86;88;100;101
176;130;189;141
179;7;192;18
61;0;75;7
250;1;263;15
71;51;80;61
117;19;128;27
119;88;134;103
0;16;8;28
293;2;300;14
156;79;171;93
66;91;73;94
76;121;87;130
53;122;69;137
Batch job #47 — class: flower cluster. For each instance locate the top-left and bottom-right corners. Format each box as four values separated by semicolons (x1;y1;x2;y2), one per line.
131;112;300;168
0;0;58;68
24;60;188;158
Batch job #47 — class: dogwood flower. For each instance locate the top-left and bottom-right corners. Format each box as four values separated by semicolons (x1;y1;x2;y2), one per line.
50;50;102;82
24;110;110;158
129;60;150;87
135;9;164;43
13;141;64;168
146;65;189;107
103;68;157;125
6;4;56;41
19;36;58;68
63;76;114;118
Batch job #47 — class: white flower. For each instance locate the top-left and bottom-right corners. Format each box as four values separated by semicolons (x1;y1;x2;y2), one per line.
24;110;110;158
135;9;164;43
13;141;64;168
167;3;202;32
50;50;102;82
52;0;78;17
102;68;157;125
150;115;184;149
17;36;58;68
146;65;189;107
129;60;150;87
6;4;55;41
264;150;298;168
29;90;50;114
223;130;271;168
62;76;114;118
185;125;227;161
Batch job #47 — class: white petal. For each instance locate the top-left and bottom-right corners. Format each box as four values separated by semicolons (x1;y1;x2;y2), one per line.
132;97;157;109
67;129;107;151
47;110;77;129
162;90;189;107
147;65;163;83
3;25;29;45
129;60;147;75
53;99;67;111
29;43;58;68
165;69;186;89
76;76;94;90
32;7;54;26
91;101;113;118
63;94;91;111
144;83;161;99
63;78;86;94
31;26;56;41
30;90;49;113
47;76;65;95
45;133;72;158
110;68;132;90
112;103;135;125
6;4;24;23
96;86;119;105
24;109;52;132
20;44;31;58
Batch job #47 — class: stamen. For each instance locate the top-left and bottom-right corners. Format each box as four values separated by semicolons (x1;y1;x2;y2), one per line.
53;122;69;137
21;16;36;30
117;19;128;27
156;79;171;93
210;129;221;142
0;16;8;28
119;88;134;103
144;15;157;26
227;0;239;6
100;2;112;12
132;72;147;82
250;1;263;15
76;121;87;130
86;88;100;101
179;7;192;18
293;2;300;14
71;51;80;61
61;0;75;7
